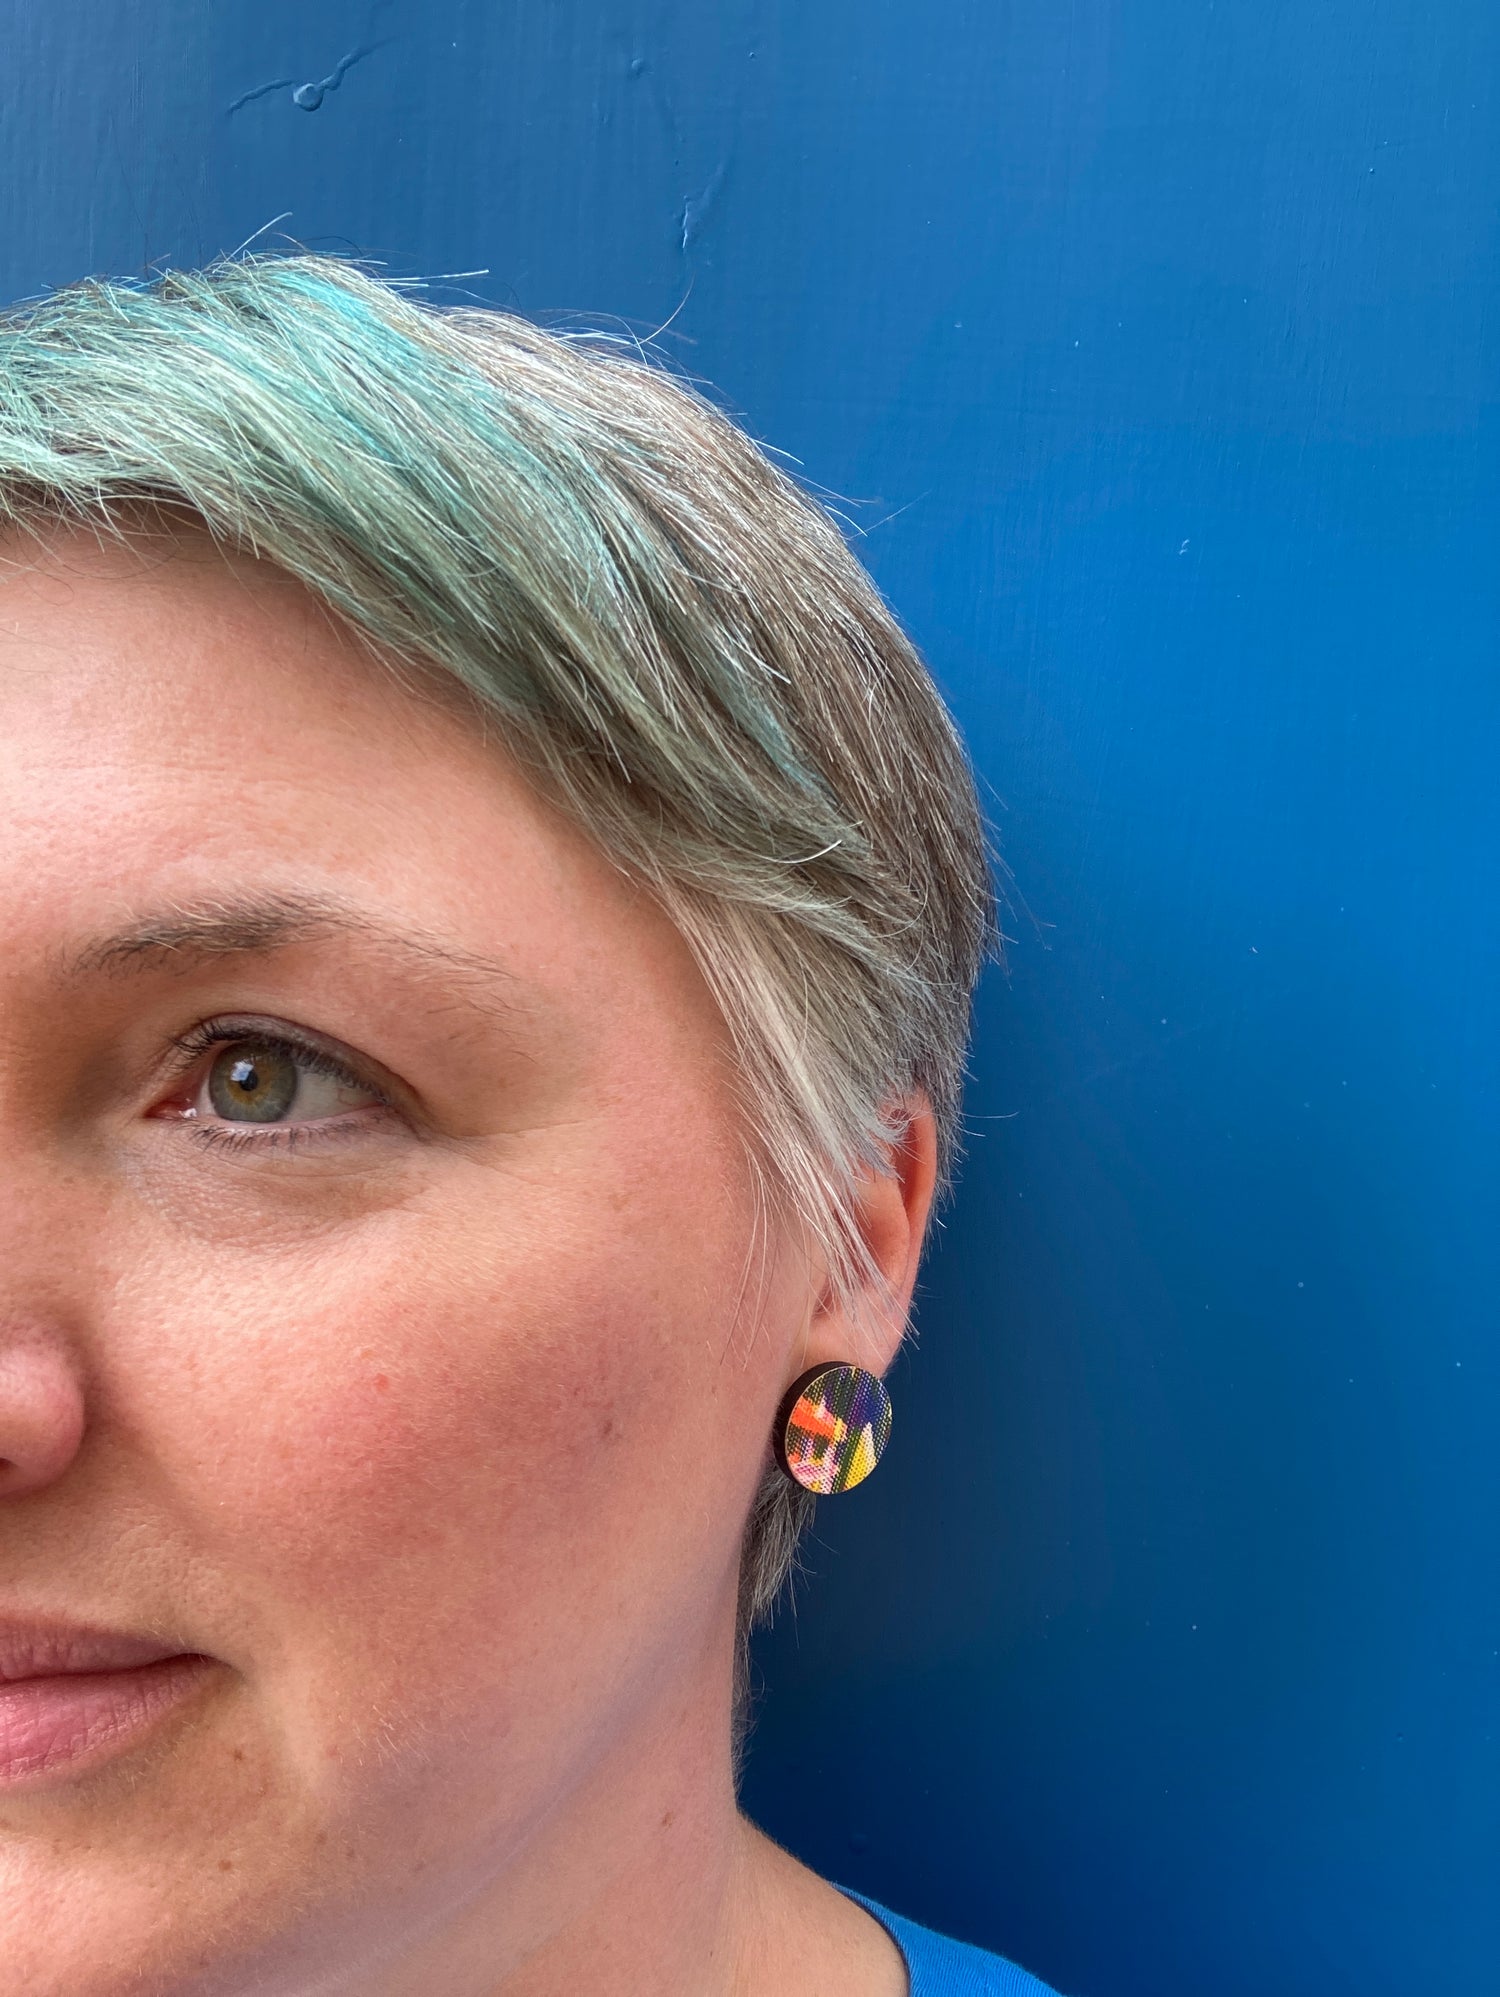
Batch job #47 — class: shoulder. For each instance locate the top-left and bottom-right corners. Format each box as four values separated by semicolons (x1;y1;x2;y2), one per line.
842;1890;1068;1997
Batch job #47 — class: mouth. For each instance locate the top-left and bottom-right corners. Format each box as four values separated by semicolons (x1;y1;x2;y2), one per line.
0;1618;219;1788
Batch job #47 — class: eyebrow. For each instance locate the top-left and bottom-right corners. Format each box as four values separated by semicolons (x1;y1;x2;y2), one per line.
64;890;519;1011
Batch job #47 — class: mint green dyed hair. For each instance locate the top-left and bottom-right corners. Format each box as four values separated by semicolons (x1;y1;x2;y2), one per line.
0;255;994;1628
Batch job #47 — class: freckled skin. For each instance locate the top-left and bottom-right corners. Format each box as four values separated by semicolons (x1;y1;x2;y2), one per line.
0;529;931;1997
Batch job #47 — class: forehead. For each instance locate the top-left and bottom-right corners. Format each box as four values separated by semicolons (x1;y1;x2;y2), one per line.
0;522;452;782
1;522;501;841
0;523;671;1001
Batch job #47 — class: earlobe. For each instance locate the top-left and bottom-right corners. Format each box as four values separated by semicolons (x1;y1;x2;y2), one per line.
773;1362;895;1495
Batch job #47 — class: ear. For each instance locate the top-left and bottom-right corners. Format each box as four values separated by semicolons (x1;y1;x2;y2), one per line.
804;1094;940;1378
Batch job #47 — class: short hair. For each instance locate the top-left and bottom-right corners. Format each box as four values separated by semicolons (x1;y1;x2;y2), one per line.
0;255;994;1643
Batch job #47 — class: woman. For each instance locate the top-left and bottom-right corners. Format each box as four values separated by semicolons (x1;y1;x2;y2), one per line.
0;258;1062;1995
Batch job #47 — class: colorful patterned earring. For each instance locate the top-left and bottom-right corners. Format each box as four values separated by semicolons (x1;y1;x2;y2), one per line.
773;1363;893;1495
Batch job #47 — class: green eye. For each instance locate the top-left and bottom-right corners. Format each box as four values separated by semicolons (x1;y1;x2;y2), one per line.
207;1044;300;1123
202;1040;379;1125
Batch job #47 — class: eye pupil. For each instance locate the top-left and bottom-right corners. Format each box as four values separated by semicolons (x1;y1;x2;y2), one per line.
208;1044;299;1123
228;1057;260;1096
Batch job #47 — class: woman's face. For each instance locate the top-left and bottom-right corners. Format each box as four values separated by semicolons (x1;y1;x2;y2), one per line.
0;530;890;1992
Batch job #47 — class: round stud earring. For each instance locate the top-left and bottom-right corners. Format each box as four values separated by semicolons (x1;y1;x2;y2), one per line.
773;1363;893;1495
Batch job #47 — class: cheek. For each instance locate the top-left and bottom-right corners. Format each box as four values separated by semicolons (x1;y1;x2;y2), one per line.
104;1151;773;1723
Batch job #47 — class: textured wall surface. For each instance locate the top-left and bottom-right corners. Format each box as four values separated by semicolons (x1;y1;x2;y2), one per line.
3;5;1493;1992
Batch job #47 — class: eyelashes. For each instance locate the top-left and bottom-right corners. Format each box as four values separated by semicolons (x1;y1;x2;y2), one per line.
154;1018;402;1155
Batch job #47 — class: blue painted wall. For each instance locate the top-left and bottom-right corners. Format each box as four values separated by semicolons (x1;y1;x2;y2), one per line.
3;5;1492;1991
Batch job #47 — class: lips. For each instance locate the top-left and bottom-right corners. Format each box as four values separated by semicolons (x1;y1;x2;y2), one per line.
0;1616;216;1786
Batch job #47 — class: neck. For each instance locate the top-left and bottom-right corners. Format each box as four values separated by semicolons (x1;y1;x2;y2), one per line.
219;1589;903;1997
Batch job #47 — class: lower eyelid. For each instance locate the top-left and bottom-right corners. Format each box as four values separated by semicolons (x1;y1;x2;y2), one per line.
186;1103;397;1153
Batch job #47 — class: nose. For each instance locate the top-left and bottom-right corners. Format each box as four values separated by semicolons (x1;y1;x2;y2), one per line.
0;1330;87;1497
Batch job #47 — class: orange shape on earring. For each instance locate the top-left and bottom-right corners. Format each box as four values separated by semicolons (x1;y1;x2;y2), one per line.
775;1364;893;1495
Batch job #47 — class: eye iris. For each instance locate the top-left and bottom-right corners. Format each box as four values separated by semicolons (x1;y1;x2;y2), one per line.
207;1045;300;1123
